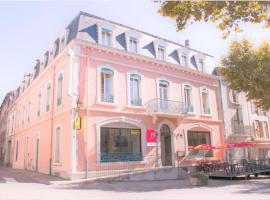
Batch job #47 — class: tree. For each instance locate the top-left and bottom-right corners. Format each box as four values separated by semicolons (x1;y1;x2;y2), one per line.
220;39;270;110
158;1;270;39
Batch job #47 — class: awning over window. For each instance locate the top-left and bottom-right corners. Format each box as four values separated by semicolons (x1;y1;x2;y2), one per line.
101;67;114;75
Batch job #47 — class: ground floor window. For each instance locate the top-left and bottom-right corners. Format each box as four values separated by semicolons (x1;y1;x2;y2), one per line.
187;131;213;157
100;127;142;162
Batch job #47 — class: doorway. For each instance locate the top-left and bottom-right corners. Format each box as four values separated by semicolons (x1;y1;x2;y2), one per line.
24;137;29;170
35;138;39;171
160;124;172;166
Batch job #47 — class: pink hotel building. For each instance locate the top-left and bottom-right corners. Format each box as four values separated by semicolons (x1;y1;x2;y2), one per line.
5;12;223;179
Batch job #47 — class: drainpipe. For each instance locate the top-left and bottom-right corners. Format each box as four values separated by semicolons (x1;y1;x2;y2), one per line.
85;49;89;178
49;64;56;175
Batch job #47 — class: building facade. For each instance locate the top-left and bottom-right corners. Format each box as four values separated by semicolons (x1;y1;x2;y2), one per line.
3;12;223;179
215;69;270;162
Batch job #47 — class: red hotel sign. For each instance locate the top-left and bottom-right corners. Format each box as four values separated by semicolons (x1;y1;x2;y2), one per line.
146;129;157;146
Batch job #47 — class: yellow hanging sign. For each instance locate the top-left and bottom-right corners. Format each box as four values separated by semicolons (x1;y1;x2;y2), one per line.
75;117;81;130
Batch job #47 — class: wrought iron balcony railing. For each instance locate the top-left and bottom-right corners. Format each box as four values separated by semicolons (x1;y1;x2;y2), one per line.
231;123;253;135
130;98;142;107
146;98;188;116
203;107;211;115
101;94;114;103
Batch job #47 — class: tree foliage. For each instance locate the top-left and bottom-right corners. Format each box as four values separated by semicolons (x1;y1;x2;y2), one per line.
158;1;270;38
220;39;270;110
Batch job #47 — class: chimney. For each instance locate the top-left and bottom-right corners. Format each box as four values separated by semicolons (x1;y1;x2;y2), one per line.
185;39;190;47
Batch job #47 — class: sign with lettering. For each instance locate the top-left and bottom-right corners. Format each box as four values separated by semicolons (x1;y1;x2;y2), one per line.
146;129;157;146
131;129;140;135
75;117;81;130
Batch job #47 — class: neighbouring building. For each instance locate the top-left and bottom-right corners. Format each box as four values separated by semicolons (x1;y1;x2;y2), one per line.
214;68;270;162
0;92;15;166
3;12;223;179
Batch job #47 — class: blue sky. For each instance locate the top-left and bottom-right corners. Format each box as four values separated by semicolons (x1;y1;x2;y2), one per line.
1;0;270;103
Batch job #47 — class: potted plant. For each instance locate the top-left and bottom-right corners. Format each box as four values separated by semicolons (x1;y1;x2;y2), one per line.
189;171;209;186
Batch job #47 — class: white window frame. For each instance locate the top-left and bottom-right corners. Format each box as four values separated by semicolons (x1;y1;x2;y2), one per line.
156;78;171;100
127;72;144;107
129;36;138;53
157;45;166;61
101;28;112;47
54;125;62;164
37;91;42;117
200;87;212;116
182;83;194;113
56;72;64;107
97;65;117;105
46;82;51;112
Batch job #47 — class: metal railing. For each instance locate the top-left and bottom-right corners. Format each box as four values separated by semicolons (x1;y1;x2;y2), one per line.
146;98;188;115
203;107;211;115
101;94;114;103
130;98;142;106
231;123;253;135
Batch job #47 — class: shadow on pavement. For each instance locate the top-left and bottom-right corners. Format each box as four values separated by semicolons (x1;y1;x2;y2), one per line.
0;167;64;185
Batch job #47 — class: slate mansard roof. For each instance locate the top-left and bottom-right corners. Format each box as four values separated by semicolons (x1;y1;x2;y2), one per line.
9;11;214;102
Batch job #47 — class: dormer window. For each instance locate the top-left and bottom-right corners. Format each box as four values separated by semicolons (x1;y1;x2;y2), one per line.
158;45;165;60
198;59;204;72
101;28;112;47
181;54;188;67
129;37;138;53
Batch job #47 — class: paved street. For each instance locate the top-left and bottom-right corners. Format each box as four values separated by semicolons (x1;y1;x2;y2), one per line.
0;167;270;200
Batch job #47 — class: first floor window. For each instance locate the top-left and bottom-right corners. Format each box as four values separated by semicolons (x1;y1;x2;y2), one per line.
187;131;213;157
201;88;211;114
101;68;114;103
100;127;142;162
130;74;142;106
184;85;193;112
57;73;63;106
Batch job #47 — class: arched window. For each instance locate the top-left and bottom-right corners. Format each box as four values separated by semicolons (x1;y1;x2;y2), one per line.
158;80;169;110
129;74;142;106
46;83;51;112
201;88;211;115
101;67;114;103
183;84;193;112
57;73;63;106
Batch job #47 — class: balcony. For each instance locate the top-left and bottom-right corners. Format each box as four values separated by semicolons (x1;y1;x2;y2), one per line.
203;107;211;115
231;123;253;135
146;98;188;116
101;94;114;103
130;98;142;107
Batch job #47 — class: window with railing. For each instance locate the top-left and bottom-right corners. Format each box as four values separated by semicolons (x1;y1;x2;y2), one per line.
57;73;63;106
37;92;41;117
201;88;211;115
183;84;193;112
129;74;142;106
159;80;169;110
101;68;114;103
46;83;51;112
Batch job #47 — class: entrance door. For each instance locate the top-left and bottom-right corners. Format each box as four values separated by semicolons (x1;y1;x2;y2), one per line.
6;141;11;166
160;124;172;166
24;137;29;170
35;138;39;171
